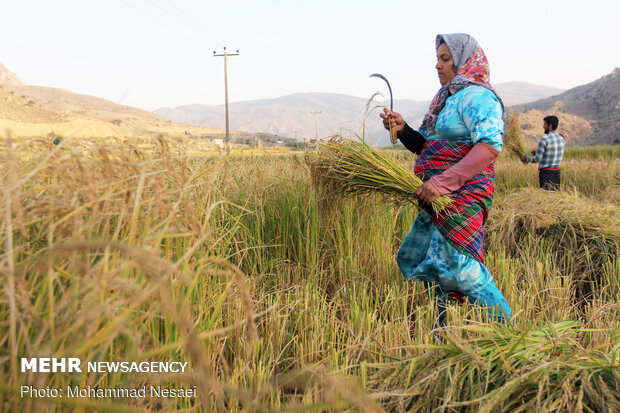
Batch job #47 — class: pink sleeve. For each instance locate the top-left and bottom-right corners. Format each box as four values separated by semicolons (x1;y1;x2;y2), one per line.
429;143;499;195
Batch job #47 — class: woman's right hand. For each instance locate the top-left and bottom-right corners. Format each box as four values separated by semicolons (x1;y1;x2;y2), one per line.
380;108;405;136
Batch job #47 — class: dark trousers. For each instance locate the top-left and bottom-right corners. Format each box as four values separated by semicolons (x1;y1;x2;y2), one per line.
539;168;561;190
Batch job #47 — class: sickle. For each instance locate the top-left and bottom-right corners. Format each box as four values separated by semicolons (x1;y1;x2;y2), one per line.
369;73;393;110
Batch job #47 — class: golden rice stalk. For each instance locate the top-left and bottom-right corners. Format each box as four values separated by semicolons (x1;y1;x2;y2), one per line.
504;110;525;158
306;136;452;213
368;321;620;412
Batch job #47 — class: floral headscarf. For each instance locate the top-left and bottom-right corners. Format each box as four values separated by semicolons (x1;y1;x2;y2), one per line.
420;33;503;136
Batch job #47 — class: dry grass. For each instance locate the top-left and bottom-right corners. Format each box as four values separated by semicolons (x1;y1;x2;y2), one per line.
0;136;255;411
487;187;619;305
369;321;620;412
1;135;618;412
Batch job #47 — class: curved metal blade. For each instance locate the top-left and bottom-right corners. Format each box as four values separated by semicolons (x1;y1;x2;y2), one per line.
370;73;393;110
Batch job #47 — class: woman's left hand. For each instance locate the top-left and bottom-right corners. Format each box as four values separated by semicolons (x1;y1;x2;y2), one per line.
415;181;440;207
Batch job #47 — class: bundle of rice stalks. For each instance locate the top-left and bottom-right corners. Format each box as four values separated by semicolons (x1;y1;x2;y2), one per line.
487;188;619;302
368;321;620;412
488;188;619;250
503;111;525;158
306;137;452;213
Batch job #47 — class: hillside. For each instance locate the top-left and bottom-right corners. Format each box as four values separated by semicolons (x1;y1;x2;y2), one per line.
157;93;429;147
0;86;63;122
0;84;131;138
0;63;226;139
513;68;620;145
494;82;564;106
156;82;564;147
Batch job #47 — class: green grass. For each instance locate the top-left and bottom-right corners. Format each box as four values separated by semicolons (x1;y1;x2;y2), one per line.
563;145;620;160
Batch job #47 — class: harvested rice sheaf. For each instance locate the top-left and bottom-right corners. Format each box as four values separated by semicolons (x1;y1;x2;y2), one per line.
368;321;620;412
503;111;525;158
488;188;619;259
306;137;452;213
504;137;525;159
487;188;619;303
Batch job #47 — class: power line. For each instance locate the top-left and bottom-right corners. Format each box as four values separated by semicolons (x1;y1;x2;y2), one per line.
117;0;211;49
149;0;289;99
118;0;289;104
160;0;226;45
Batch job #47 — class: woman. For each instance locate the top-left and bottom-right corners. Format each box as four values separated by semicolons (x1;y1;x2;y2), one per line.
380;33;511;325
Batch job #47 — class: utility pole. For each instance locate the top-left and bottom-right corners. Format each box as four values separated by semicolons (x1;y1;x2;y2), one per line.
310;110;321;150
213;47;239;156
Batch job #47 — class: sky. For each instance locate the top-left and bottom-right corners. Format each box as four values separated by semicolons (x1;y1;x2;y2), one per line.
1;0;618;111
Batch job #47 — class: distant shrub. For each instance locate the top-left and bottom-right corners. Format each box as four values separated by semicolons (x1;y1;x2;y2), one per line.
285;141;306;149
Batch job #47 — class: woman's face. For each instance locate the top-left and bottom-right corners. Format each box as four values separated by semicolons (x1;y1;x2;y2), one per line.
436;43;457;86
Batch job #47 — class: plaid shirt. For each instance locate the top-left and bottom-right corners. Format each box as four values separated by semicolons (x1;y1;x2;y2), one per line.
526;131;565;169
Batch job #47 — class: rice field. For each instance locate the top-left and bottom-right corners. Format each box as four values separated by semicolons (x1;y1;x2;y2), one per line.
1;135;619;412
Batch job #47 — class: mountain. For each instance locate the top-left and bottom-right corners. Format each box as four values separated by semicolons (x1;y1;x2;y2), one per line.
0;64;24;90
155;82;564;147
512;68;620;145
0;63;226;139
157;93;430;147
494;82;564;106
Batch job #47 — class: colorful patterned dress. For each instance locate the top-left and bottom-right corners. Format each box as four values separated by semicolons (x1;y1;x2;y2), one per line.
397;85;511;322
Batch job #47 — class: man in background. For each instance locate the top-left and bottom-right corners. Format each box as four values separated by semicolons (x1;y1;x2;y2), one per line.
521;115;565;190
